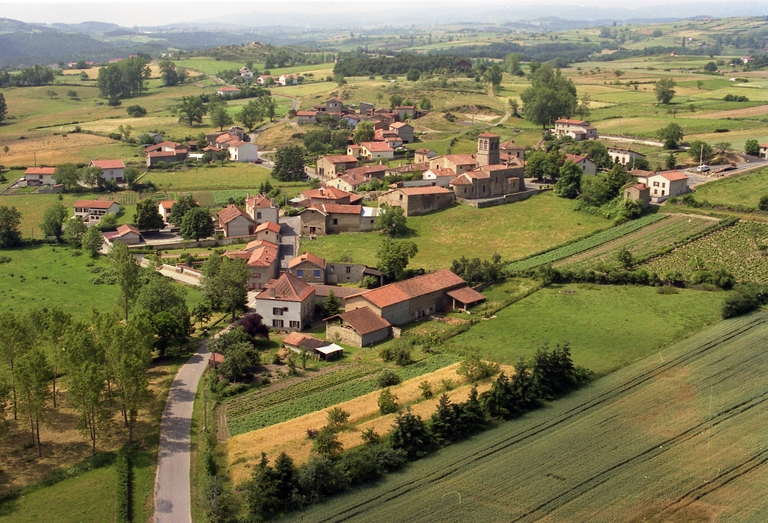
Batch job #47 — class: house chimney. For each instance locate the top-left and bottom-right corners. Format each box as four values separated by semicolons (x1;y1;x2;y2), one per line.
269;288;275;299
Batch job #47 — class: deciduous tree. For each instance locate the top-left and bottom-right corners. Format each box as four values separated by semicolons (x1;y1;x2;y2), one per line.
82;225;104;256
109;241;141;321
520;64;577;128
375;205;408;236
657;123;684;149
64;216;88;247
53;163;80;191
376;238;418;280
0;205;22;247
40;203;68;241
179;207;214;240
210;105;233;131
654;77;677;104
201;255;249;320
134;198;164;231
0;93;7;123
272;145;306;182
178;96;206;126
238;99;264;132
16;347;52;456
353;121;374;144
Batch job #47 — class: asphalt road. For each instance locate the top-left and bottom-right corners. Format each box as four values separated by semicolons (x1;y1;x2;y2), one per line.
154;342;210;523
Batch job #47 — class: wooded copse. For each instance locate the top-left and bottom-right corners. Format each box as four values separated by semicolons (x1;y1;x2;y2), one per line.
332;52;470;77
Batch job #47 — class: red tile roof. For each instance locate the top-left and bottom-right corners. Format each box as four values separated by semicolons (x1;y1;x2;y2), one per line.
260;272;315;302
336;173;370;187
349;269;466;309
159;200;174;210
90;159;125;170
317;203;362;215
443;154;477;166
361;141;394;153
500;140;524;150
321;155;358;164
297;110;318;117
282;332;325;351
301;186;355;201
449;174;474;185
630;183;650;191
116;224;140;237
328;307;391;335
565;154;589;164
555;119;589;125
658;170;689;182
390;122;410;129
148;151;177;158
246;194;275;209
246;241;279;268
289;251;327;269
218;204;253;225
255;221;281;234
345;165;388;177
24;167;56;175
446;286;486;305
477;132;499;138
73;200;118;210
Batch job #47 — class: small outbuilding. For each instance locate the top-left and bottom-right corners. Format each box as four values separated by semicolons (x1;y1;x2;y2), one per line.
325;307;391;347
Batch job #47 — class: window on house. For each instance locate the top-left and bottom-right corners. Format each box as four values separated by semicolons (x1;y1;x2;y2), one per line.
662;183;666;188
273;308;283;316
346;266;351;274
296;270;303;277
314;270;321;278
653;181;659;187
654;189;658;195
399;194;403;200
661;190;665;196
289;321;300;329
257;212;261;219
333;218;338;225
273;319;284;328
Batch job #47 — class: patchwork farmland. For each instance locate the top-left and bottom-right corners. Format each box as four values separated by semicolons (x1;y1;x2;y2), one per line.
293;312;768;523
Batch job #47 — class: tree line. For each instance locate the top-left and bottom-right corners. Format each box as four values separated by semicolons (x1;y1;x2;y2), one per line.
333;52;470;77
96;56;151;102
435;42;602;65
0;65;56;87
237;346;587;521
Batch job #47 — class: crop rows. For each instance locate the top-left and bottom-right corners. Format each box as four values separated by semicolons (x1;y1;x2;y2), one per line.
556;215;720;270
192;191;217;207
507;214;665;272
227;354;457;436
224;364;378;420
642;221;768;282
213;190;249;206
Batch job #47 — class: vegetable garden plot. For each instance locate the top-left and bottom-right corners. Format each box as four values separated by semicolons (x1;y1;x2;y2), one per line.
556;214;719;270
642;221;768;283
294;312;768;523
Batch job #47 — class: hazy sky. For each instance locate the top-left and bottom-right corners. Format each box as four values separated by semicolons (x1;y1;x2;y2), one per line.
0;1;758;27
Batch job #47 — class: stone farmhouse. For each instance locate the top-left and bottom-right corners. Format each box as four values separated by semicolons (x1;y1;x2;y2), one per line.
378;186;455;217
254;272;316;332
316;155;359;177
288;251;382;285
297;186;363;207
554;119;598;141
623;183;651;207
325;307;392;347
298;204;378;236
414;149;438;163
341;269;485;327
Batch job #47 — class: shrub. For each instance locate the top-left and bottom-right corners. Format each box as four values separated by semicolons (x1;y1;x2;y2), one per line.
326;406;350;427
379;342;412;366
456;355;500;382
378;388;399;414
377;369;401;388
115;449;131;523
759;195;768;212
721;292;759;319
419;380;433;399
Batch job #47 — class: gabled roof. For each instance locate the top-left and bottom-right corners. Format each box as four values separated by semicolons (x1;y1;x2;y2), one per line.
244;239;278;252
629;183;650;191
361;141;394;153
217;86;241;92
116;224;140;237
345;165;388;177
317;203;362;215
321;155;358;164
301;186;355;201
260;272;315;302
148;151;178;158
348;269;467;309
336;173;370;187
73;200;119;210
326;97;344;104
218;204;253;225
246;241;279;268
449;174;474;185
283;332;325;351
477;132;499;138
326;307;391;335
555;119;589;125
500;140;525;150
446;286;486;306
255;221;281;234
389;122;411;129
657;170;689;182
443;154;477;166
159;200;175;210
425;167;456;178
90;159;125;169
607;147;645;157
289;251;327;269
25;167;56;175
246;194;275;209
565;154;590;164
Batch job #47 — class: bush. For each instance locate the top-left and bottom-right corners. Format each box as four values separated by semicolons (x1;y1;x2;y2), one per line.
378;388;399;414
721;292;759;319
115;449;131;523
759;195;768;212
379;341;413;366
126;105;147;117
377;369;401;388
456;355;499;382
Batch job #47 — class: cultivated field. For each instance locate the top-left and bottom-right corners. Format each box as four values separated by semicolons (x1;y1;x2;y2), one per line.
308;193;610;270
642;220;768;282
555;214;720;270
227;361;513;485
446;284;726;374
293;311;768;523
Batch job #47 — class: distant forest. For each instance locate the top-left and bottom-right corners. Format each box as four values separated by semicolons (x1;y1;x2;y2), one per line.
333;53;469;76
433;42;603;64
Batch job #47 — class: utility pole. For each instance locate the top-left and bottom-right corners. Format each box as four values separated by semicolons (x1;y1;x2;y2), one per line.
203;389;207;433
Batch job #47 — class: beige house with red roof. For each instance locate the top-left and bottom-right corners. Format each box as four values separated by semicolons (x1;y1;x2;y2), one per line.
554;119;598;141
24;167;56;186
422;167;456;187
324;172;370;193
634;170;689;202
217;204;255;237
316;155;358;177
378;186;455;217
429;153;477;175
73;200;120;224
449;164;524;199
278;74;298;86
299;203;377;235
225;240;279;289
158;201;174;223
89;159;125;183
288;252;327;283
297;110;320;125
565;154;597;175
298;186;362;207
389;122;414;144
414;149;437;163
500;140;525;161
253;221;281;244
343;269;485;326
103;224;142;245
256;75;273;86
325;307;391;347
216;86;241;98
360;141;395;160
254;272;316;331
245;194;279;225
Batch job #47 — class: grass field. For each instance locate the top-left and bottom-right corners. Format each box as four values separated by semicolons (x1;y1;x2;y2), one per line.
642;220;768;282
690;167;768;210
293;311;768;523
143;163;306;193
307;193;610;270
446;283;726;375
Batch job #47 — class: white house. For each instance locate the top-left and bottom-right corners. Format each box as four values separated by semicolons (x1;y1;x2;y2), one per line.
607;147;645;168
554;119;598;141
565;154;597;175
24;166;56;186
158;200;174;223
256;75;273;86
216;87;241;98
360;141;395;161
228;141;259;162
422;167;457;187
634;170;689;202
759;143;768;159
73;200;120;224
278;74;298;86
254;272;316;332
239;67;253;78
89;159;125;183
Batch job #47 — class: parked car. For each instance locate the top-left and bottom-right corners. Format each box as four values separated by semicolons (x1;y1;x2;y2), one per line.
697;164;710;172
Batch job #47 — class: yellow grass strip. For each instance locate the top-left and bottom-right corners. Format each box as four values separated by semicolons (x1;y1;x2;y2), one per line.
227;363;513;486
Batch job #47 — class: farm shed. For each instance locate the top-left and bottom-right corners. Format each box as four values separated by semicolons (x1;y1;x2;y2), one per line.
325;307;391;347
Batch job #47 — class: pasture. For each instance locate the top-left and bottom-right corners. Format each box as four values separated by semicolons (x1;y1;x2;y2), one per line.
307;193;611;270
446;283;726;374
143;163;304;193
642;220;768;282
294;311;768;523
690;167;768;210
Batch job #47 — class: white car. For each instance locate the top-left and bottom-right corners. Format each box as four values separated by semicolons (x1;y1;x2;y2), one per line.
697;164;710;172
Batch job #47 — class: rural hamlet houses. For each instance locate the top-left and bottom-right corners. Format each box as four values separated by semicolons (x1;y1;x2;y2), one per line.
254;272;316;332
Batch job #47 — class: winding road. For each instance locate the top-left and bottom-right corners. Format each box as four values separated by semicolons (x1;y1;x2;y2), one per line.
154;342;210;523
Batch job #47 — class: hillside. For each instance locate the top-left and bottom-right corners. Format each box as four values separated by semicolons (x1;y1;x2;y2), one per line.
294;311;768;522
